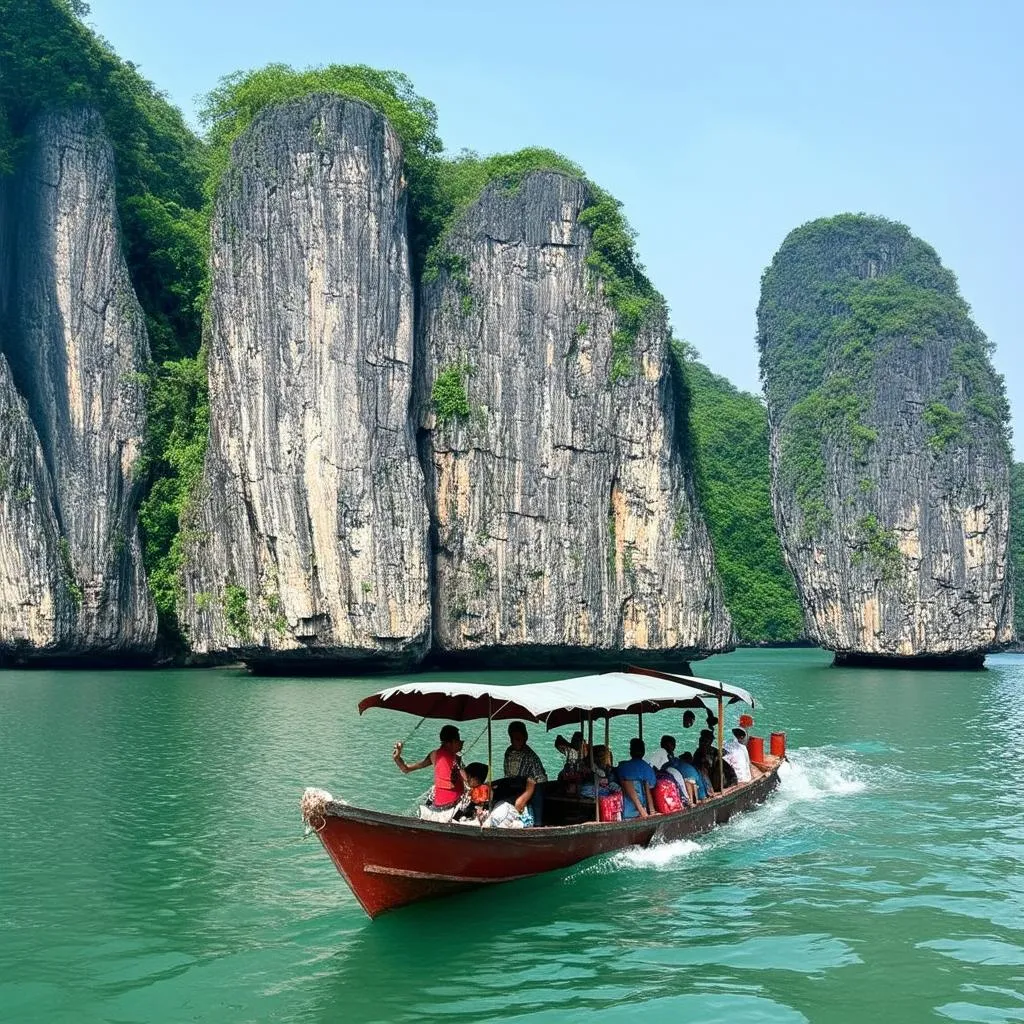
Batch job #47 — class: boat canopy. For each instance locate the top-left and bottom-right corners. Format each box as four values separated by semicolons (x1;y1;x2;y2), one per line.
358;670;754;728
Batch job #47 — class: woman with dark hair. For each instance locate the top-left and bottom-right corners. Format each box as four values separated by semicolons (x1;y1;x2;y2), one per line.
393;724;468;813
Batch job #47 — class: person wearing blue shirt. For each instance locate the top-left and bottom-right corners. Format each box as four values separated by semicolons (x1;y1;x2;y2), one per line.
677;750;709;802
615;738;658;819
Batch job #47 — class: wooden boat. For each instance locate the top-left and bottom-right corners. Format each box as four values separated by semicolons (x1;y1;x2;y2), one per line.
303;668;784;918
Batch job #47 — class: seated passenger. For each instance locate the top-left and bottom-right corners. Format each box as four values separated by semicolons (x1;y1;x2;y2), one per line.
393;724;466;812
615;738;658;819
555;730;588;766
504;721;548;825
677;750;708;803
701;747;737;793
453;762;492;823
658;762;691;805
490;776;535;827
724;728;753;783
580;745;620;798
648;734;677;770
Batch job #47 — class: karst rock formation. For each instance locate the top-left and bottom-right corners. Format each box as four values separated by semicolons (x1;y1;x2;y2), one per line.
758;214;1013;666
179;96;431;670
417;171;732;664
0;108;156;661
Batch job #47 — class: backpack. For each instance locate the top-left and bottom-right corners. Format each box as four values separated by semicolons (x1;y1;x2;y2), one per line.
653;775;683;815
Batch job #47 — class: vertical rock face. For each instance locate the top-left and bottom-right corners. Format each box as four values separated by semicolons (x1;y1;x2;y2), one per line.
0;108;156;658
418;171;731;665
0;353;68;654
180;96;430;670
759;215;1013;664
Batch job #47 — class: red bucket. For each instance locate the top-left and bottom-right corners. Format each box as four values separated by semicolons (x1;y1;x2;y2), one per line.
747;736;765;763
770;731;786;758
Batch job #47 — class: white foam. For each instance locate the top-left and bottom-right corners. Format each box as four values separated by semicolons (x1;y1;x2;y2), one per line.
607;838;705;871
777;748;868;802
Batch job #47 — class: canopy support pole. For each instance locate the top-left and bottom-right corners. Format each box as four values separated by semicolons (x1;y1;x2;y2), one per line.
717;694;725;793
588;712;597;822
637;710;643;743
604;714;610;751
487;697;493;810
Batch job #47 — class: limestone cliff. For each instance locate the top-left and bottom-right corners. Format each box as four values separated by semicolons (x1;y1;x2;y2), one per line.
0;352;69;656
758;215;1013;665
418;171;731;664
0;108;156;659
180;95;430;670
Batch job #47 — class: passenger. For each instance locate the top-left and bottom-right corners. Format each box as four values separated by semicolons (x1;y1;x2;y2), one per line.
393;724;467;814
490;777;536;827
701;745;737;793
615;738;658;819
453;762;492;823
581;745;620;797
724;728;753;783
682;709;696;730
502;721;548;825
554;730;588;766
658;758;691;806
677;750;708;803
648;734;676;770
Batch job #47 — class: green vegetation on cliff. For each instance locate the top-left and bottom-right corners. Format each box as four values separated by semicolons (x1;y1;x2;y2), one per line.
678;349;803;643
1012;463;1024;642
3;29;713;647
199;66;661;384
0;0;208;361
758;214;1010;535
1;0;211;640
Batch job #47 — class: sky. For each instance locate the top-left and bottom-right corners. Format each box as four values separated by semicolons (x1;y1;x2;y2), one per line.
87;0;1023;456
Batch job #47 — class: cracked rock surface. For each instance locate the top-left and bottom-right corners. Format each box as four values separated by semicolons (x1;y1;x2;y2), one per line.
180;96;430;669
759;218;1013;663
417;172;731;665
0;109;156;659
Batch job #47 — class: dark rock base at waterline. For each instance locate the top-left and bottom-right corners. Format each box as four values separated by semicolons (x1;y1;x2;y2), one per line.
832;651;988;671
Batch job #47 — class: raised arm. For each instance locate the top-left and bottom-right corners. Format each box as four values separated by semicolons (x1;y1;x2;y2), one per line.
393;741;432;774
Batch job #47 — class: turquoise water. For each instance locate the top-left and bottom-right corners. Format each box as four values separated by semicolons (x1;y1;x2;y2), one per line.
2;648;1023;1023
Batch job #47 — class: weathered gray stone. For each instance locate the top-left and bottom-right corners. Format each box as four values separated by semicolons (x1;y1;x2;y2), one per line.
180;95;430;670
0;108;156;658
0;352;70;656
759;215;1013;665
418;171;731;665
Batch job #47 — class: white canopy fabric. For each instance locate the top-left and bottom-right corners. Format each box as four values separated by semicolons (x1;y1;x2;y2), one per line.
358;670;754;727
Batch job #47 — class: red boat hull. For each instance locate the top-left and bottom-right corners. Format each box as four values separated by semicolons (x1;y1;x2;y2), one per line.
312;766;780;918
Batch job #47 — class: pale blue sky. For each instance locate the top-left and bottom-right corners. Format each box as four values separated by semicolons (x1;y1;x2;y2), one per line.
88;0;1022;456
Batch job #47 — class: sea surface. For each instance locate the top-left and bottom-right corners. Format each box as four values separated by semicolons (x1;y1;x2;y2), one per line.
2;648;1023;1023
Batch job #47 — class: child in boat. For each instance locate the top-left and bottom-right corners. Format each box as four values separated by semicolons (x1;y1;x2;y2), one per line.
453;762;492;824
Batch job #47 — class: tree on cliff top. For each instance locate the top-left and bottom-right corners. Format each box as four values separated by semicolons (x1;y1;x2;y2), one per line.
199;64;664;385
0;0;209;363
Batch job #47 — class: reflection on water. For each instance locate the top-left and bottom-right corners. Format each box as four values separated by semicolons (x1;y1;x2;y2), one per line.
1;650;1023;1023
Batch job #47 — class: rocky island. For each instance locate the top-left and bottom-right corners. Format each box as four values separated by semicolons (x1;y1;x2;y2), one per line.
759;215;1014;667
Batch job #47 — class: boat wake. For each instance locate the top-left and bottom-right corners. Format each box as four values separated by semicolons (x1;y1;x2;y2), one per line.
570;837;706;878
568;748;869;881
778;747;868;801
